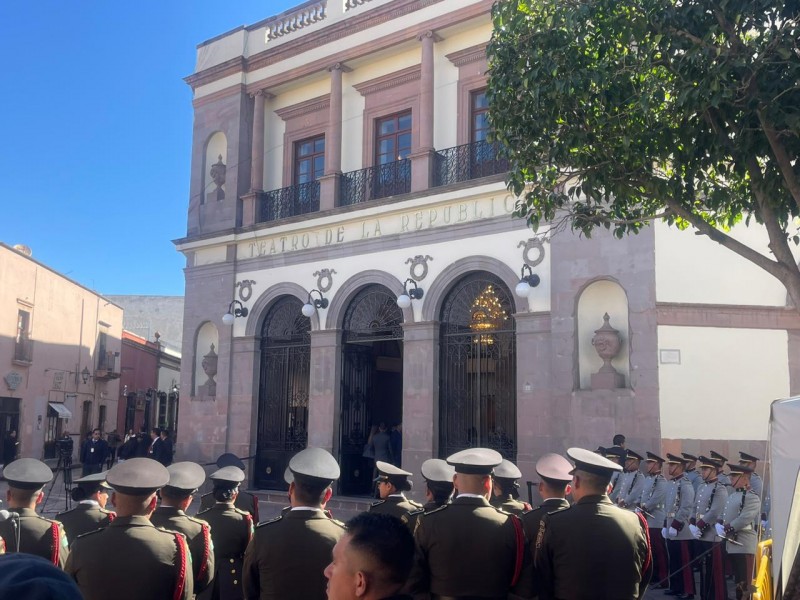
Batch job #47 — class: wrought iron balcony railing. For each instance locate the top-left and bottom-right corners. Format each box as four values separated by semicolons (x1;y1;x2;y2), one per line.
340;159;411;206
14;338;33;363
433;140;509;188
258;181;320;223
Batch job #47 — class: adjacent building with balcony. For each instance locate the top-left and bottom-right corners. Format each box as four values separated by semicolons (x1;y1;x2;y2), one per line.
175;0;796;496
0;243;123;461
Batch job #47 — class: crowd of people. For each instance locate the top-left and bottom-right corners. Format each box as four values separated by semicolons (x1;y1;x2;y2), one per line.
0;432;769;600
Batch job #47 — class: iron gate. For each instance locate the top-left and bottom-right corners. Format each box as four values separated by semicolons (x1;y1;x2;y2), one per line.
339;286;404;495
255;297;310;489
439;273;517;460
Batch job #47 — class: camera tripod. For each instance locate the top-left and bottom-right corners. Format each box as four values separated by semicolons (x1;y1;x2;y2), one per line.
40;451;74;515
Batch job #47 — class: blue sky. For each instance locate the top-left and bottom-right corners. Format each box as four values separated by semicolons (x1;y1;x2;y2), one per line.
1;0;297;296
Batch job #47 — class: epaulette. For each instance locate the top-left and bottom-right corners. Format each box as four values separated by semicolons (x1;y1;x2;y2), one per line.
74;527;105;541
233;507;250;517
422;504;449;517
196;507;212;516
155;526;188;539
409;500;424;509
185;514;206;526
370;499;386;507
330;518;347;529
547;504;573;517
255;515;283;529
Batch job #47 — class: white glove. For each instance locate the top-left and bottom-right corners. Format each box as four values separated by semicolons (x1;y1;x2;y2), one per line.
661;527;668;539
761;520;768;531
715;523;726;537
669;527;678;538
689;524;701;539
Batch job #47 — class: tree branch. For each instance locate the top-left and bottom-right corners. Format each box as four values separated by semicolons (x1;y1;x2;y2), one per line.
757;107;800;214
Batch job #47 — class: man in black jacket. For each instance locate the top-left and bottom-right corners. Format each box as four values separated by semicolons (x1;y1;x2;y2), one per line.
80;429;108;476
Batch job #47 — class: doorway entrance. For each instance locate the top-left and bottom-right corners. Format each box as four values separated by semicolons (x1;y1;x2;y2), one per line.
339;285;404;496
439;272;517;460
255;296;310;490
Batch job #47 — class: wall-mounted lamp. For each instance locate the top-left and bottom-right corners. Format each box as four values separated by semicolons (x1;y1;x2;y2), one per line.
81;367;91;384
222;300;249;325
396;278;424;309
302;289;329;317
515;264;541;298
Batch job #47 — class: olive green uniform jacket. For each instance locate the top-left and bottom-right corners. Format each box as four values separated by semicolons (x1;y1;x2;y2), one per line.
56;502;116;546
408;495;530;599
0;507;68;568
369;494;423;522
535;494;652;600
521;497;570;599
200;490;260;521
242;507;346;600
492;494;533;516
151;505;215;594
64;515;193;600
196;502;254;600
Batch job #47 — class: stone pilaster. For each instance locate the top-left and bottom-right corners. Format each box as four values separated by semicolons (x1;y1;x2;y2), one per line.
401;320;438;502
308;329;341;454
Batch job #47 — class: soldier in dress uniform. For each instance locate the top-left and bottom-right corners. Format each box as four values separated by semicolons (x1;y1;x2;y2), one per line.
401;458;455;532
535;447;652;600
605;447;626;502
682;453;702;493
491;459;532;515
196;465;254;600
408;447;530;599
709;451;732;490
639;452;669;586
368;461;422;523
718;464;760;600
0;458;68;568
64;457;193;600
199;453;260;521
689;456;728;600
618;450;647;510
662;453;696;599
243;447;346;600
738;452;762;497
56;472;115;545
150;461;215;595
521;452;573;599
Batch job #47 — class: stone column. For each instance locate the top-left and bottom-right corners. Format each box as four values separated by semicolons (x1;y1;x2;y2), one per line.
308;329;341;455
320;64;348;211
401;321;438;502
242;89;269;227
411;31;439;193
229;335;260;483
513;312;555;487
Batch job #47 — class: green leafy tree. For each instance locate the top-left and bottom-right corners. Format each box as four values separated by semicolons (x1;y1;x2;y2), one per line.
488;0;800;306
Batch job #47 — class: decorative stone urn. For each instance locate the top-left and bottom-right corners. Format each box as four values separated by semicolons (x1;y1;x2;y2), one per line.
201;343;218;397
590;313;625;389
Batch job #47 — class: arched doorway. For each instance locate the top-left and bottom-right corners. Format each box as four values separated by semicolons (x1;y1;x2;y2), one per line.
339;285;404;496
439;272;517;460
255;296;310;490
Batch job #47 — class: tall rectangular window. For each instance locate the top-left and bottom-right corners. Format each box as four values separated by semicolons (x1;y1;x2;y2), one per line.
294;135;325;184
16;310;30;343
471;89;490;143
375;111;412;165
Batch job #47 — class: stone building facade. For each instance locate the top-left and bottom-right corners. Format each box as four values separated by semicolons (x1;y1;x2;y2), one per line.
0;243;123;461
176;0;797;496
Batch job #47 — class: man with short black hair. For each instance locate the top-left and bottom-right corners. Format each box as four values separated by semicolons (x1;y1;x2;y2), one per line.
80;429;108;477
325;512;415;600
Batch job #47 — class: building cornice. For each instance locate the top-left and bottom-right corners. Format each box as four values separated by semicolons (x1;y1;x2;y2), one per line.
656;302;800;330
354;65;421;96
445;42;488;67
274;94;331;121
186;0;493;94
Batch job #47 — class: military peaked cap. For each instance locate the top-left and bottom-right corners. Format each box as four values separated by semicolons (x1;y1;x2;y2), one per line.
73;471;112;492
3;458;53;490
209;466;245;486
681;452;698;461
645;452;665;463
420;459;455;483
727;463;754;475
698;455;723;470
567;447;623;476
666;453;688;464
446;448;503;475
288;447;340;484
626;450;644;461
739;451;760;463
709;450;728;463
493;459;522;480
164;461;206;493
216;453;246;470
536;453;573;483
106;458;169;495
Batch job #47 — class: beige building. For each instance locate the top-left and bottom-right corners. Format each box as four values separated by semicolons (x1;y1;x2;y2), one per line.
176;0;795;497
0;243;123;461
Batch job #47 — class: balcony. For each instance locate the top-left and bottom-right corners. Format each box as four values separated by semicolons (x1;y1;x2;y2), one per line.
257;180;320;224
95;351;121;380
433;140;509;188
340;159;411;206
13;338;33;364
